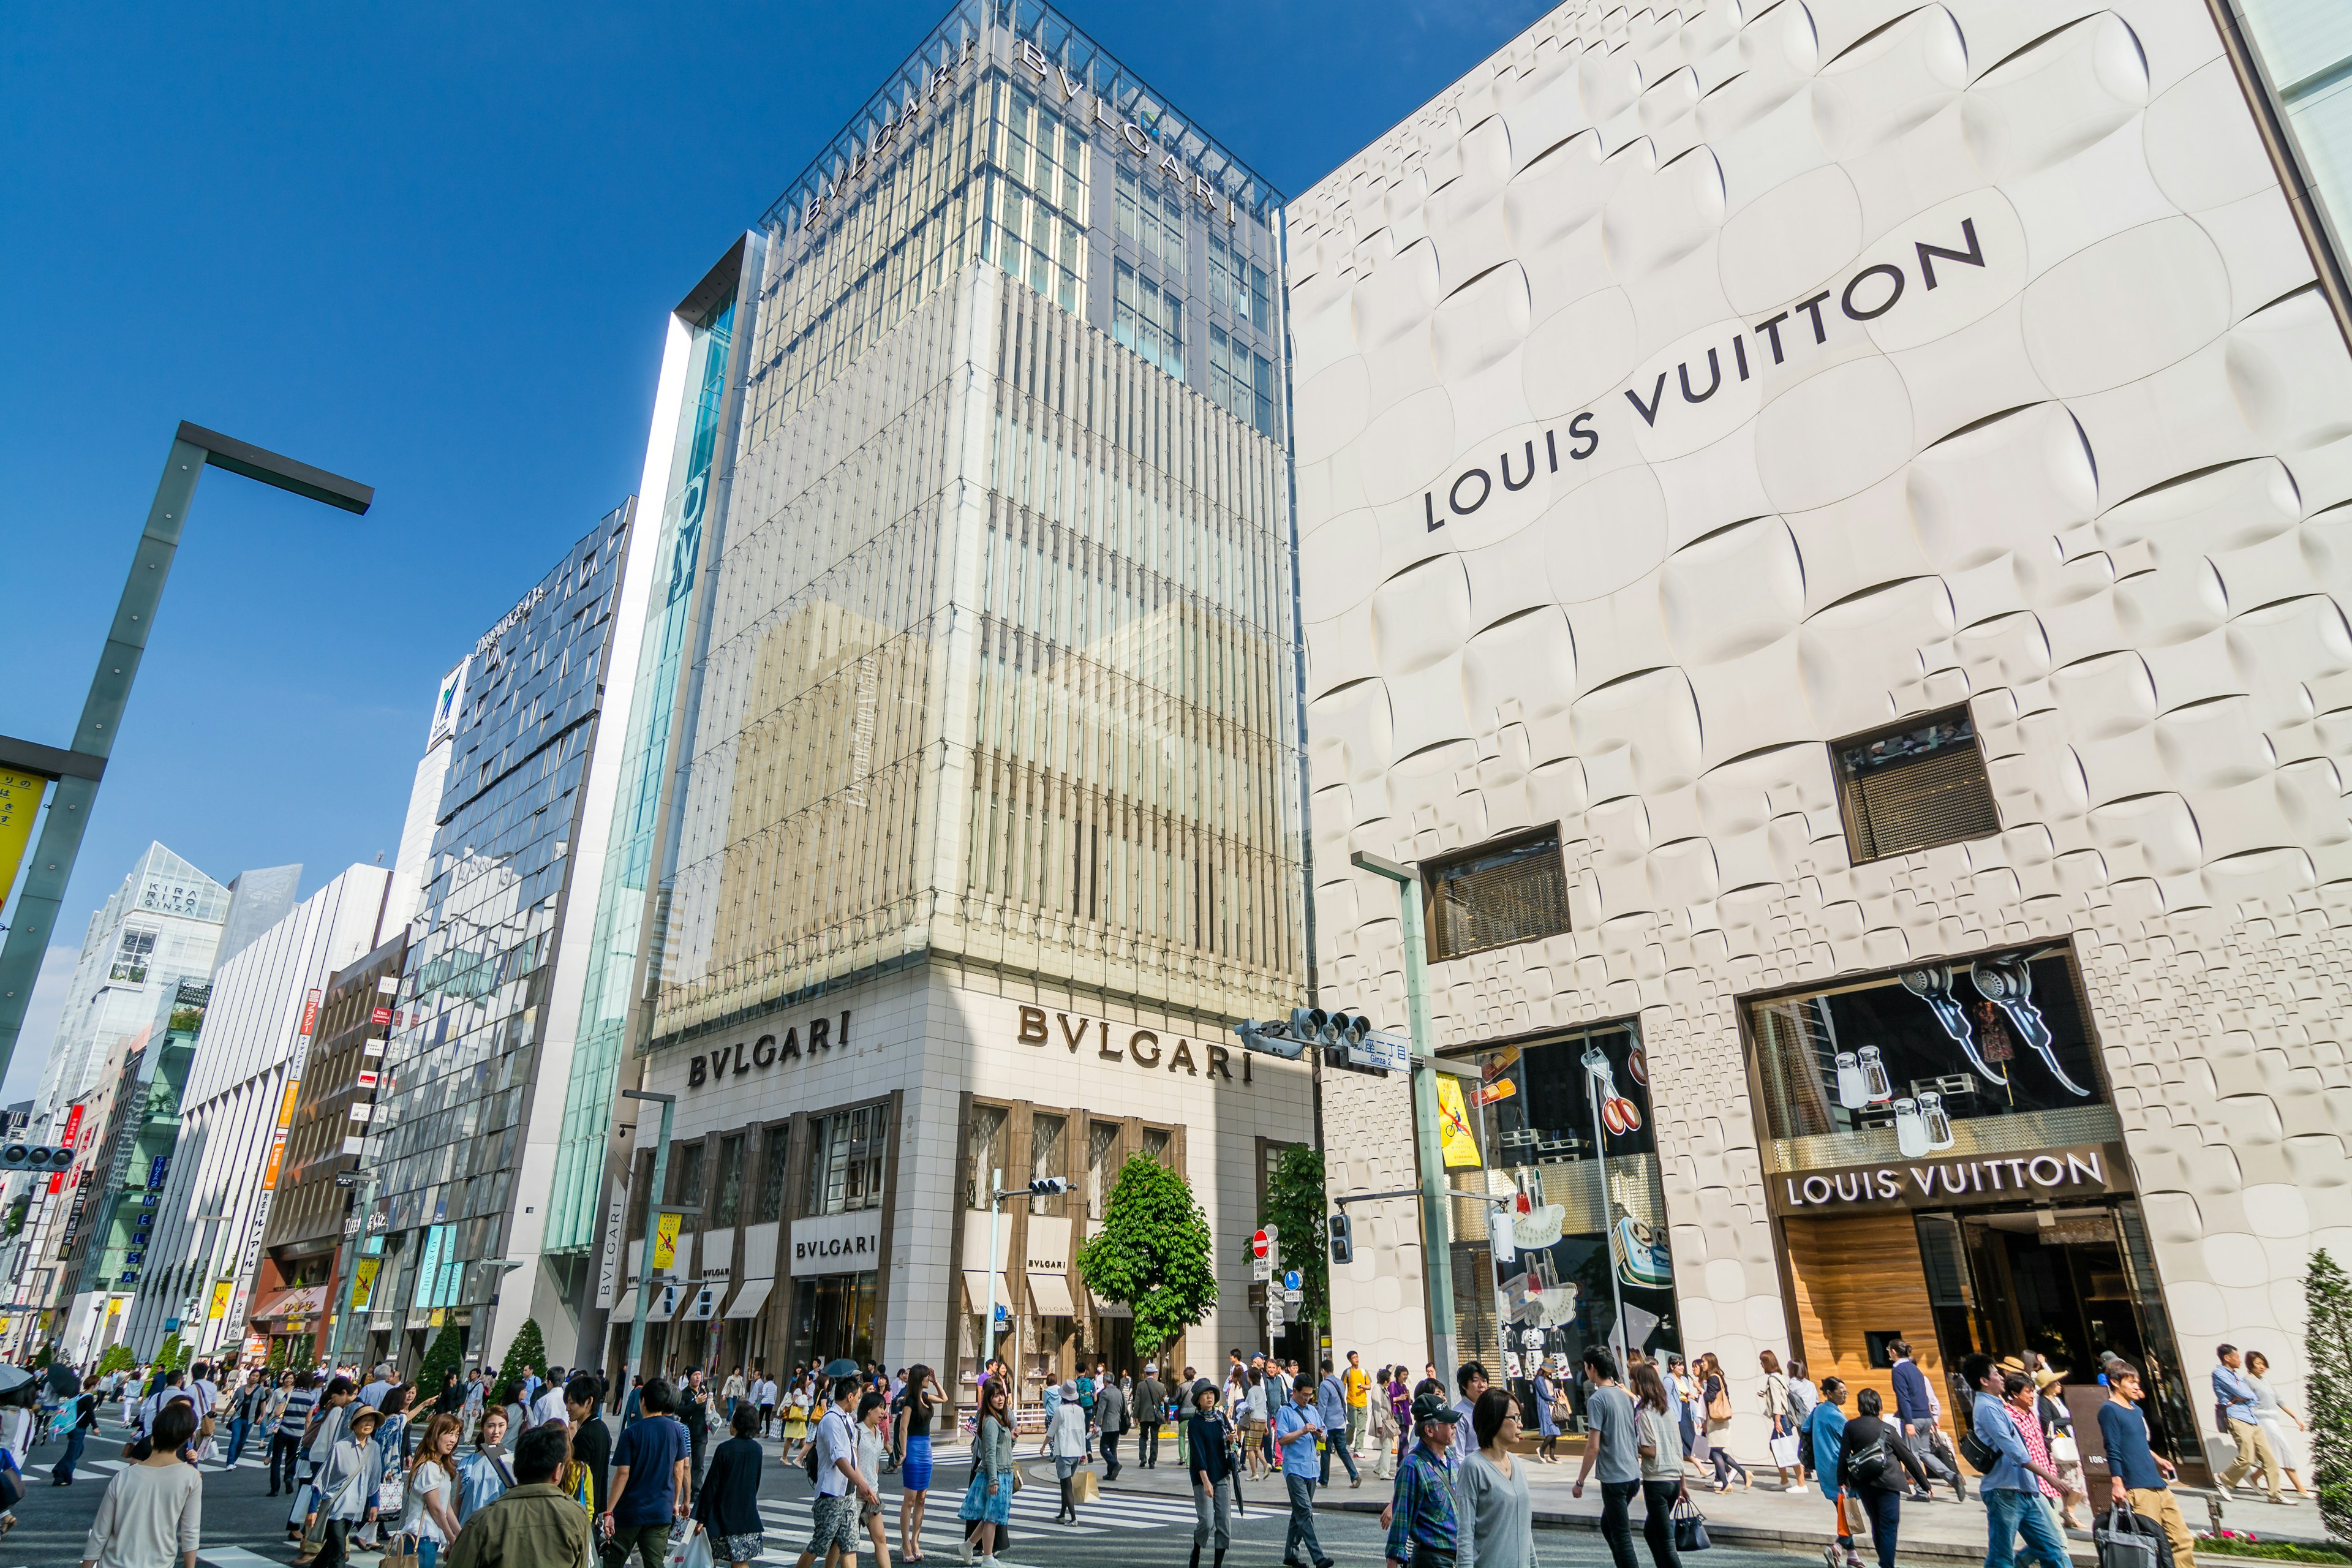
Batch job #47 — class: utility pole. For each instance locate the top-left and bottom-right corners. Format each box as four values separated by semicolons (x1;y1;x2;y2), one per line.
1349;850;1456;1382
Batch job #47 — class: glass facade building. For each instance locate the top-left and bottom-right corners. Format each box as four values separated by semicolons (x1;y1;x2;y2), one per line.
366;505;635;1362
543;0;1314;1391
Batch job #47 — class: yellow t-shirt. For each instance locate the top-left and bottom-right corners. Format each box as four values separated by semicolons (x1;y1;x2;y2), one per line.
1343;1366;1370;1407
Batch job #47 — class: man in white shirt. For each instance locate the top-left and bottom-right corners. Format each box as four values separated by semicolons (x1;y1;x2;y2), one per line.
756;1374;778;1438
793;1378;877;1568
530;1368;570;1430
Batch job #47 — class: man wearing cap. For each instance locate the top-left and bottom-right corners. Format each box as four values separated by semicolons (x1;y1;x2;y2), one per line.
1384;1391;1461;1568
1137;1364;1167;1468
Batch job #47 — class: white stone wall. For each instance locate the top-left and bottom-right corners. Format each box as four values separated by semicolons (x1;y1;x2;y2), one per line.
1291;0;2352;1466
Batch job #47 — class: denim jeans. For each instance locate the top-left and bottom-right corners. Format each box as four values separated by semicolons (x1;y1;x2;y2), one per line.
55;1426;88;1482
1641;1479;1686;1568
1984;1486;2068;1568
225;1416;252;1467
1600;1478;1645;1568
1284;1472;1325;1565
1321;1425;1359;1485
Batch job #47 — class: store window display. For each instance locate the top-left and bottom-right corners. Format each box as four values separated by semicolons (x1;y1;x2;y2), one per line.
1457;1021;1682;1431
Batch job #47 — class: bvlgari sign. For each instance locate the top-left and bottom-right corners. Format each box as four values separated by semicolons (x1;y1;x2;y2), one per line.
1768;1144;2127;1216
791;1211;883;1278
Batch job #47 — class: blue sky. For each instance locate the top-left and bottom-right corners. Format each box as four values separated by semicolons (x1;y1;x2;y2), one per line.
0;0;1541;1095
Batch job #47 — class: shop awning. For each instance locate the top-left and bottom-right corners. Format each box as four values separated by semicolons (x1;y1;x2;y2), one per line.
723;1278;774;1320
643;1283;684;1322
1091;1295;1131;1319
1028;1270;1076;1318
250;1285;330;1322
611;1286;638;1321
961;1270;1011;1316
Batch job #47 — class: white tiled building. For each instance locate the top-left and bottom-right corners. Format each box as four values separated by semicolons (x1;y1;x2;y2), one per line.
1292;0;2352;1483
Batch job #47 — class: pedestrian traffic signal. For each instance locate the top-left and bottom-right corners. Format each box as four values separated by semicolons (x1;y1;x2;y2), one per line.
1329;1213;1353;1265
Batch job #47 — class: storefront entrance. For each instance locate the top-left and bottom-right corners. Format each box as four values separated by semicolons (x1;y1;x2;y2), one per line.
1751;942;2203;1482
787;1271;875;1370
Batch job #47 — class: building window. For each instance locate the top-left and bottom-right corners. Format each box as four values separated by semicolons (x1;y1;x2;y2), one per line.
966;1102;1008;1210
1425;829;1572;961
668;1140;706;1212
711;1134;744;1228
807;1102;889;1216
111;929;157;984
753;1125;790;1225
1141;1126;1171;1167
1833;707;1999;863
1029;1111;1066;1216
1115;165;1185;276
1085;1120;1121;1221
1114;261;1183;382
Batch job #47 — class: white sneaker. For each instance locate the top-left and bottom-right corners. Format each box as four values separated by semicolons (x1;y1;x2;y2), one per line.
983;1558;1003;1568
1790;1483;1808;1494
959;1536;973;1565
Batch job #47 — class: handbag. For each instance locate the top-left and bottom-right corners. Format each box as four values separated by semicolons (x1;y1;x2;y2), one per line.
1769;1431;1801;1468
1705;1382;1732;1422
382;1535;423;1568
2051;1429;2081;1464
1958;1425;2000;1474
2095;1503;2169;1568
1672;1493;1712;1552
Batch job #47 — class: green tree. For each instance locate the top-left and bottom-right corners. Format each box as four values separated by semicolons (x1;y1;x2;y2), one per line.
97;1343;137;1376
2308;1248;2352;1546
1076;1153;1218;1366
496;1317;548;1396
418;1322;467;1402
1260;1144;1329;1344
153;1333;189;1372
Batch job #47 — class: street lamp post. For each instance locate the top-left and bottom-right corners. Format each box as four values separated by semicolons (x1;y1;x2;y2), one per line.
0;423;372;1087
1348;850;1458;1384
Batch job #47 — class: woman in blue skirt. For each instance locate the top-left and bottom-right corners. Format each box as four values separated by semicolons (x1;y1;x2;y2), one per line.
958;1376;1017;1567
896;1365;946;1562
1532;1359;1564;1463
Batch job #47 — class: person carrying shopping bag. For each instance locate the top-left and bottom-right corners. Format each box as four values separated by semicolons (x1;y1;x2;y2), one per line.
1697;1354;1749;1492
1762;1351;1804;1494
306;1404;389;1568
1838;1387;1930;1568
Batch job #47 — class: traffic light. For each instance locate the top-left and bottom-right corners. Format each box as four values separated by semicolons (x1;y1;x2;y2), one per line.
0;1144;73;1173
1026;1177;1069;1196
1329;1212;1353;1265
1234;1018;1304;1060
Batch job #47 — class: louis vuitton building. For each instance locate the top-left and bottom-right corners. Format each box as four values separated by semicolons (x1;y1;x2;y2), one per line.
1300;0;2352;1487
539;0;1315;1411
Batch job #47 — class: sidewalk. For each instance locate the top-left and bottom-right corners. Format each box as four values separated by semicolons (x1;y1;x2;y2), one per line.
1068;1438;2341;1566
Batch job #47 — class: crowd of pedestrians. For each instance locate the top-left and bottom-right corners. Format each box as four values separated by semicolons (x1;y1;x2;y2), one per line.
0;1321;2311;1568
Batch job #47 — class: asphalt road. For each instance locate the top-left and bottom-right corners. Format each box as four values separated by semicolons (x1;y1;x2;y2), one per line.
9;1410;1823;1568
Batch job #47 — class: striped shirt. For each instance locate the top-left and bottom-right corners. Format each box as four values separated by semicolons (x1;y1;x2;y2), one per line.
279;1388;319;1439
